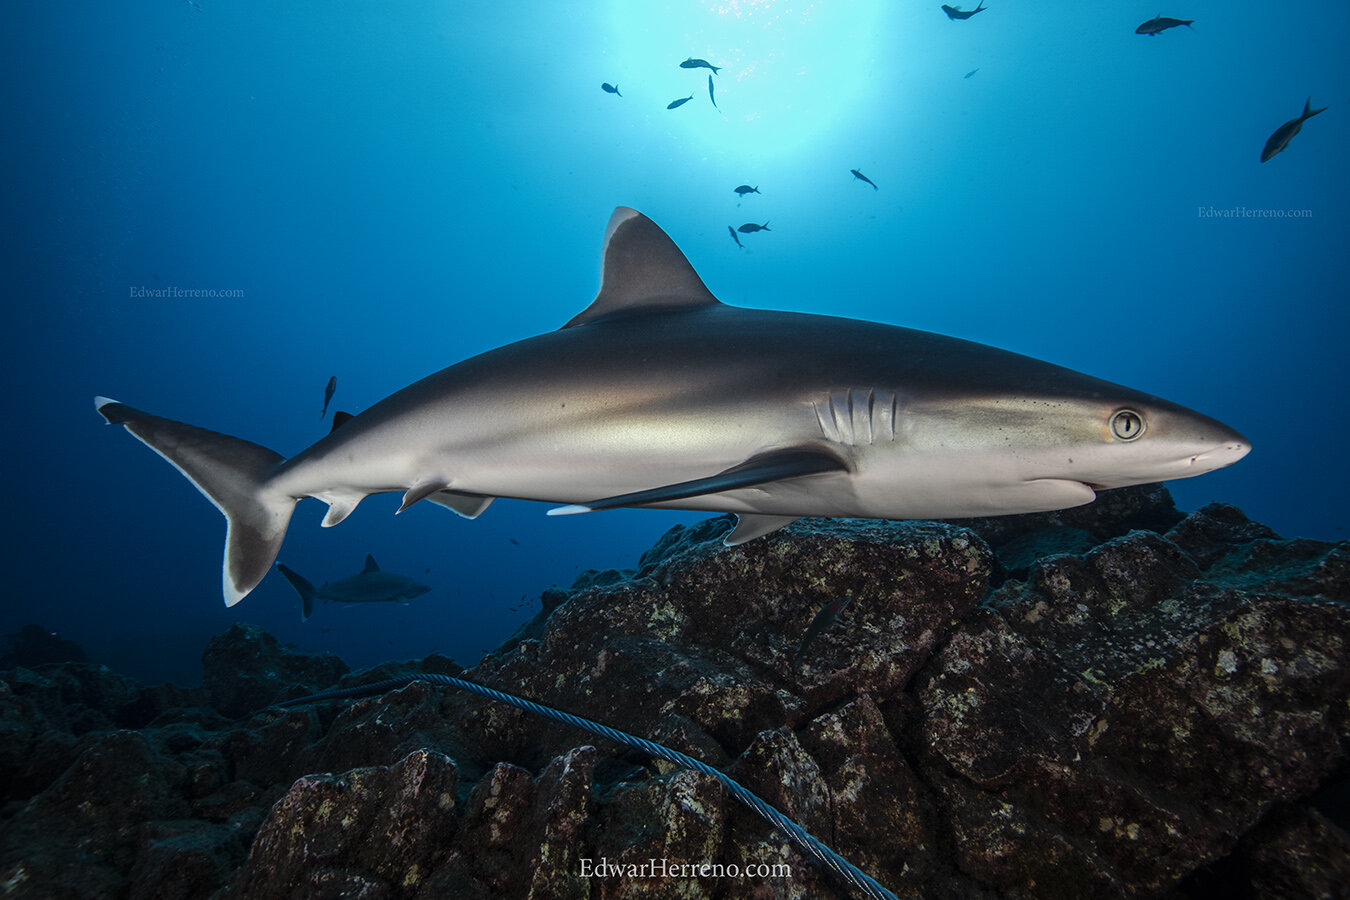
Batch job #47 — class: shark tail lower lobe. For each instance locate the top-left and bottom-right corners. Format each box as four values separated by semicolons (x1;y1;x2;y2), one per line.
275;565;316;620
95;397;295;607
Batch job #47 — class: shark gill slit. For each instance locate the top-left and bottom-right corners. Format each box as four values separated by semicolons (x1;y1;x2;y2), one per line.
816;388;898;447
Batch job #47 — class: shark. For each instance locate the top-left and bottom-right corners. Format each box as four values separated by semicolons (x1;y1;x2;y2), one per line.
276;554;429;621
95;207;1250;607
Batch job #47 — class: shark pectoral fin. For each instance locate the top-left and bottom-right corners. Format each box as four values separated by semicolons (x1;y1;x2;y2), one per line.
547;448;848;515
95;396;295;606
397;480;452;514
725;514;800;545
428;490;495;519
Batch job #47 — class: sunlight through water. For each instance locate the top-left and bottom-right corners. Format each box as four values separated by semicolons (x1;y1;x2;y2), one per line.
609;0;890;160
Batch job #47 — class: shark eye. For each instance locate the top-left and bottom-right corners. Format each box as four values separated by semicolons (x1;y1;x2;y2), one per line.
1110;409;1146;441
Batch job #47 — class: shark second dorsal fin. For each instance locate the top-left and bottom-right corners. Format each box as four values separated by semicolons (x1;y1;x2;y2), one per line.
363;554;379;573
562;207;722;328
329;411;354;434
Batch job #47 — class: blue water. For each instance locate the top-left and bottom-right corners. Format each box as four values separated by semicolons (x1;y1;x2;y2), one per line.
5;1;1346;685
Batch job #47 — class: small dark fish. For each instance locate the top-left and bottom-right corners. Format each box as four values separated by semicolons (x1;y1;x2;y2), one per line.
734;185;760;196
728;226;744;248
509;538;520;546
737;222;770;233
794;596;853;668
1135;15;1193;35
601;82;622;97
964;68;979;78
667;94;694;110
1260;97;1327;162
851;168;879;190
320;375;336;418
680;57;721;74
708;74;718;110
941;2;986;20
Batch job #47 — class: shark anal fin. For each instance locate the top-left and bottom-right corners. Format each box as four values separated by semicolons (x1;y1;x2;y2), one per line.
320;493;363;527
725;514;800;545
428;490;495;519
548;448;847;515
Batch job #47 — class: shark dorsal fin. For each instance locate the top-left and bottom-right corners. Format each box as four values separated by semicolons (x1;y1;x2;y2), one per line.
562;207;722;329
329;411;353;434
363;554;379;573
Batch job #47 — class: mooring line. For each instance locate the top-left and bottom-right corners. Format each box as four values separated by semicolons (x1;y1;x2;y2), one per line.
271;674;900;900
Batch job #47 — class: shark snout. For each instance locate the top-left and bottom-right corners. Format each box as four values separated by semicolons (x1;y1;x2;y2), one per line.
1189;435;1250;470
1179;418;1250;474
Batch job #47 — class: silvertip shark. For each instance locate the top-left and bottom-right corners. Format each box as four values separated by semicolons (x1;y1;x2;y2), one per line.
277;554;429;622
95;207;1249;607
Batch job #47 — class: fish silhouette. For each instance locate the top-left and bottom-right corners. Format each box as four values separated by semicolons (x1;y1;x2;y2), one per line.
941;2;986;20
1135;15;1193;35
1260;97;1326;162
851;169;879;190
680;57;721;74
320;376;336;418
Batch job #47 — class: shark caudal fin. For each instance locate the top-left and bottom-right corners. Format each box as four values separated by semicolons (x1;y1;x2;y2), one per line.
95;397;295;606
275;565;317;621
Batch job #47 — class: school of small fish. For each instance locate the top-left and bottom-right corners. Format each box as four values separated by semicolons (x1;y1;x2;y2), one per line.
598;8;1330;252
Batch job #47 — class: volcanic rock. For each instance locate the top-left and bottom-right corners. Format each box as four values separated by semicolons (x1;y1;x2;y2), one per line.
0;486;1345;898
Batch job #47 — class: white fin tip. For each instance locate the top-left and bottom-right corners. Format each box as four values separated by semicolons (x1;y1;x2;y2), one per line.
546;504;593;516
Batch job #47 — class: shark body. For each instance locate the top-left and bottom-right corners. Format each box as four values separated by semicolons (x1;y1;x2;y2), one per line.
96;207;1249;607
277;554;429;621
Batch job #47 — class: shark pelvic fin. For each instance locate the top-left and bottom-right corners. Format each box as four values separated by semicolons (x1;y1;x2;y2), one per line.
561;208;722;329
725;514;800;545
547;448;848;516
95;397;295;606
398;480;451;513
428;490;494;519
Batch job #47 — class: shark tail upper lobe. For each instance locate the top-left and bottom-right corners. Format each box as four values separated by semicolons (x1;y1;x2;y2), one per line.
95;397;295;606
